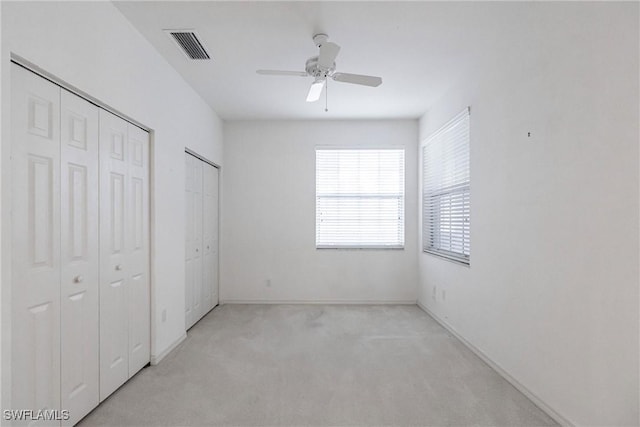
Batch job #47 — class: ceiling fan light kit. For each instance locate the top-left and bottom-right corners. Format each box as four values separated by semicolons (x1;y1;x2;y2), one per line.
257;33;383;104
306;79;326;103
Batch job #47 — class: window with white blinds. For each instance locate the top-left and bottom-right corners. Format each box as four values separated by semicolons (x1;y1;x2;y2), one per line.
316;148;405;248
422;108;470;264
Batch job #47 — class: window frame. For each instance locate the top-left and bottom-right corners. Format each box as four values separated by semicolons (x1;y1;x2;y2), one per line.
422;108;471;265
315;146;406;250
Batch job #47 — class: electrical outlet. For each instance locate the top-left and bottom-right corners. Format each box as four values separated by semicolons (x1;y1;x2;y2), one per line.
266;279;272;288
442;289;446;301
162;309;167;322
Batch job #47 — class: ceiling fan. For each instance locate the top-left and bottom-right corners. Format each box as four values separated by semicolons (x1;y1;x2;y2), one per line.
257;33;383;103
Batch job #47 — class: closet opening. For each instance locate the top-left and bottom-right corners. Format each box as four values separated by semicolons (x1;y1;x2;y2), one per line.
6;59;153;425
184;150;220;330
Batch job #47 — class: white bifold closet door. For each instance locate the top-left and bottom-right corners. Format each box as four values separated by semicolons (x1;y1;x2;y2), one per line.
99;110;150;401
185;153;219;330
60;89;100;426
185;153;203;329
11;63;63;426
11;64;103;426
203;162;219;309
10;63;150;425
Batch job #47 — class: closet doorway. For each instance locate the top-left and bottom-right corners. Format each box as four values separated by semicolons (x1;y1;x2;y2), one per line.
9;62;151;426
185;151;219;329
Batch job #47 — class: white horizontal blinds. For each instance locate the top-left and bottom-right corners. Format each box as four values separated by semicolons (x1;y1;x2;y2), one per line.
423;108;470;263
316;148;405;248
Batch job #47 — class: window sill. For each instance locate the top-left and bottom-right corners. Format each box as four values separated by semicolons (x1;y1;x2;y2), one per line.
317;246;405;250
423;249;470;266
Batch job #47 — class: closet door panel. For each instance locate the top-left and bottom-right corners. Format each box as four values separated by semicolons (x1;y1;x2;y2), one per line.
185;154;203;329
203;163;219;310
11;64;62;424
192;159;203;322
99;110;129;401
201;163;212;311
212;166;219;307
184;154;194;328
60;90;99;425
127;124;150;376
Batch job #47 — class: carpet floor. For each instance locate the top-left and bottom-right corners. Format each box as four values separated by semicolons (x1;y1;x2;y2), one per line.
79;304;557;426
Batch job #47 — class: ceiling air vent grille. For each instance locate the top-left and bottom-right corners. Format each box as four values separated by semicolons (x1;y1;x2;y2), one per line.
166;30;210;60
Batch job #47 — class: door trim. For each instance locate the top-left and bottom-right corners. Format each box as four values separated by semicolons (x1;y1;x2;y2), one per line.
185;148;220;169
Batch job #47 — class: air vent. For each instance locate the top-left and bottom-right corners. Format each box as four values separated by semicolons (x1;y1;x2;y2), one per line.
165;30;210;60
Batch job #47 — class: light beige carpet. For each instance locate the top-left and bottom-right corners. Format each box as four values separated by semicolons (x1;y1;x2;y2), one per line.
80;304;557;426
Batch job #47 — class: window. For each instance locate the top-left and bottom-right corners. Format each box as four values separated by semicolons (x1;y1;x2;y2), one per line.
316;148;405;248
422;108;470;264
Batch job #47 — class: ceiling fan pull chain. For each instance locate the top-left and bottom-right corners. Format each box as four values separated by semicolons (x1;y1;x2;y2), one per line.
325;79;329;112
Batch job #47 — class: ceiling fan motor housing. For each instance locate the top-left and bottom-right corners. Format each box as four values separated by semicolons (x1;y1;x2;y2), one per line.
305;56;335;79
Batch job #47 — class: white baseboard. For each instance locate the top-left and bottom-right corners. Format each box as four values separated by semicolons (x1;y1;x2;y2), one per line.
219;299;417;305
416;301;574;427
150;332;187;365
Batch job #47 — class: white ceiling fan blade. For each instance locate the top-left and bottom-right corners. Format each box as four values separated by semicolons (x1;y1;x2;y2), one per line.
306;80;325;103
318;42;340;69
332;73;382;87
256;70;308;77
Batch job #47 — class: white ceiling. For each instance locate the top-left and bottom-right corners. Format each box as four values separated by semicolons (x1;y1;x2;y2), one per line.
114;1;508;120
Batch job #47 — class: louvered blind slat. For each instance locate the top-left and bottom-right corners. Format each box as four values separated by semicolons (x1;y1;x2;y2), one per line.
422;108;470;264
316;149;405;248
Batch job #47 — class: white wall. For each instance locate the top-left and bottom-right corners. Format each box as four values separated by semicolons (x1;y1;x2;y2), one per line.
1;1;223;407
417;3;639;426
222;120;418;303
